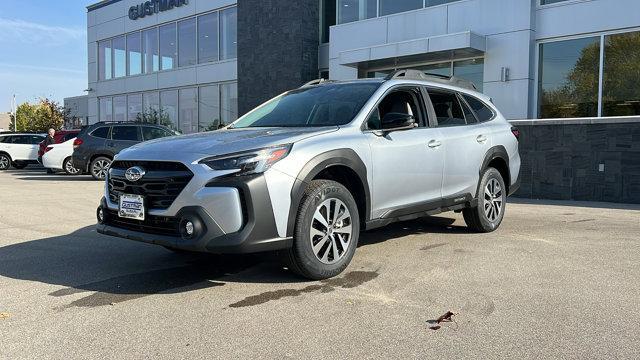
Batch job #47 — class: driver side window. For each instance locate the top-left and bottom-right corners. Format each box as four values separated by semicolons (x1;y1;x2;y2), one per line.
366;88;424;130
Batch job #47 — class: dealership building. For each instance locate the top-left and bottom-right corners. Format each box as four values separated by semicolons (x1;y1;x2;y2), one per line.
83;0;639;203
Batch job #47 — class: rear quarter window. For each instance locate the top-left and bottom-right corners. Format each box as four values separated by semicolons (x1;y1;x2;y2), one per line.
111;126;140;141
90;127;110;139
463;95;495;122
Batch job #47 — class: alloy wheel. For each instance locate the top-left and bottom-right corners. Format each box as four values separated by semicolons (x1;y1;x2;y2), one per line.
65;159;80;175
0;155;9;170
483;178;503;222
310;198;353;265
92;160;110;179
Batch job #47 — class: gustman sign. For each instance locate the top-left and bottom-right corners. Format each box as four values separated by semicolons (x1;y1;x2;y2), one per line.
129;0;189;20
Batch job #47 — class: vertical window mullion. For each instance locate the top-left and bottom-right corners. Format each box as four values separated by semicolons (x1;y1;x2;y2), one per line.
217;11;221;61
597;34;605;117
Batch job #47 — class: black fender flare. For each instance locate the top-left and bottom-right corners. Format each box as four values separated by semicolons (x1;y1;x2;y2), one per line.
477;145;510;196
286;149;370;237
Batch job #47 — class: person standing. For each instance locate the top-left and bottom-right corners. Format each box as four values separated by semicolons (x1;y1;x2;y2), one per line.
43;128;56;174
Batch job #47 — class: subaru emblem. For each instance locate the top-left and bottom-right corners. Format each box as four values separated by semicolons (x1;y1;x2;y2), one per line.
125;166;146;182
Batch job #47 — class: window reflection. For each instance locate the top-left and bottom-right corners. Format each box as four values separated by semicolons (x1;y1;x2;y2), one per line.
160;90;178;130
199;85;221;131
338;0;376;24
198;12;219;63
538;37;600;118
379;0;422;16
178;18;197;67
98;40;112;80
127;94;142;121
454;58;484;93
142;28;159;73
112;36;126;78
179;88;198;134
220;7;237;60
221;83;238;125
113;96;127;122
127;33;142;76
159;23;177;71
602;31;640;117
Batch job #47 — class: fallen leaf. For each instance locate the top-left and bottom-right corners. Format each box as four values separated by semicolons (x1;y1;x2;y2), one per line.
0;312;10;319
427;311;457;330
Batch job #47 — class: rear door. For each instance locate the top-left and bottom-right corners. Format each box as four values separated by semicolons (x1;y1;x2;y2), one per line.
426;88;491;199
108;126;141;154
11;135;42;160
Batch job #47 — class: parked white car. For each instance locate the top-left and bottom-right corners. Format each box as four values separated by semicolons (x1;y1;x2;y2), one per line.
0;133;46;170
42;138;81;174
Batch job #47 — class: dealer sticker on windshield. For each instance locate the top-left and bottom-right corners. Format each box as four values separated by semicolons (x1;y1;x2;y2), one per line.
119;194;145;220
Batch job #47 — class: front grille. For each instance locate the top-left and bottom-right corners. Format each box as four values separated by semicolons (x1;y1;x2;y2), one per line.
108;161;193;210
104;209;180;236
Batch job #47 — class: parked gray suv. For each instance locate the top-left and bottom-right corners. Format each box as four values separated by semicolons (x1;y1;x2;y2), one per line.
96;70;521;280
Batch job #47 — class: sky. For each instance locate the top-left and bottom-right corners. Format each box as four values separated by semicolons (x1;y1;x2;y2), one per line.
0;0;95;113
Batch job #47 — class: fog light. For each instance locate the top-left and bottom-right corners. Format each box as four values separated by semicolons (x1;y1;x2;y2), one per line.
184;221;194;236
97;207;105;224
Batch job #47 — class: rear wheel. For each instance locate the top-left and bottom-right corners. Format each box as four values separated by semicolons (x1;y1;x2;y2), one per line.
463;167;506;233
63;157;81;175
285;180;360;280
90;156;111;180
0;154;11;170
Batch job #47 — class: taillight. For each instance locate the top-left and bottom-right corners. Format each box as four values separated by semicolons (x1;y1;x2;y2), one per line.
511;126;520;141
45;146;54;153
73;138;83;149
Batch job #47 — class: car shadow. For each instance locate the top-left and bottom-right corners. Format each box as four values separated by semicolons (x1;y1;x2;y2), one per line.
0;216;469;308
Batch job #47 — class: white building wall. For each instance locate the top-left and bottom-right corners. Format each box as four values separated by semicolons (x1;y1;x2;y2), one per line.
86;0;237;124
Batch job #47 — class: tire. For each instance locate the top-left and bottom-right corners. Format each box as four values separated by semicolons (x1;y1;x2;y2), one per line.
11;161;27;169
0;153;11;170
90;156;111;180
63;157;81;175
285;180;360;280
463;167;507;233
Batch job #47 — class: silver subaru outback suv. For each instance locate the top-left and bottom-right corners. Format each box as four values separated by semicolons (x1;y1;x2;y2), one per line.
97;70;521;280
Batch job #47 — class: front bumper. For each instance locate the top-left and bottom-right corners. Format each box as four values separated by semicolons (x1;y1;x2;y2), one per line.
96;174;292;254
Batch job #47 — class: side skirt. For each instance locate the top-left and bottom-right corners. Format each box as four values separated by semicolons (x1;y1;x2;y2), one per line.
364;194;477;231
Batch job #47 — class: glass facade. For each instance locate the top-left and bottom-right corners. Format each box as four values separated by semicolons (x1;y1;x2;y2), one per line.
602;31;640;117
98;82;237;134
97;6;237;81
112;36;126;78
366;58;484;92
178;18;197;67
220;7;237;60
338;0;462;24
198;13;219;63
142;28;159;73
127;33;142;76
159;23;177;71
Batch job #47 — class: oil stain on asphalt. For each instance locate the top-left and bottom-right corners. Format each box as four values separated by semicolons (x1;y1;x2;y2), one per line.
50;256;258;309
228;270;379;308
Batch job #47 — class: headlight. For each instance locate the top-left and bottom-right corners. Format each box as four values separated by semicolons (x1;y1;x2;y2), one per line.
199;144;292;176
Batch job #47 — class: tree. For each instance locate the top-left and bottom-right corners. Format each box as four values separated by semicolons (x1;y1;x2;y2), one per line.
8;98;67;132
134;107;175;130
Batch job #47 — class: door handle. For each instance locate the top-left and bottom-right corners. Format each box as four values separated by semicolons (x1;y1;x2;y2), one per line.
427;140;442;148
476;135;488;144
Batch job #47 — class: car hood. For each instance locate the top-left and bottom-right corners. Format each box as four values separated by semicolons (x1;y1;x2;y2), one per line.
118;127;338;160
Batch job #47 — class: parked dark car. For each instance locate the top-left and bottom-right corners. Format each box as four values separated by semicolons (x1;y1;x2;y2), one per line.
72;122;177;180
38;129;81;159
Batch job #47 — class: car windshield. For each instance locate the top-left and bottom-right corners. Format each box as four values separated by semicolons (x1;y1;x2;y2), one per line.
231;82;381;128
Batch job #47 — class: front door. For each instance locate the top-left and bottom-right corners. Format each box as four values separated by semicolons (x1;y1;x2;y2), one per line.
366;87;444;219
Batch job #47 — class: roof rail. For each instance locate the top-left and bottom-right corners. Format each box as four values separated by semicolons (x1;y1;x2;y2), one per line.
384;69;477;91
300;78;336;87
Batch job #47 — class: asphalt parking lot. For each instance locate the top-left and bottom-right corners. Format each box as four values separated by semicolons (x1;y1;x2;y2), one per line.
1;167;639;359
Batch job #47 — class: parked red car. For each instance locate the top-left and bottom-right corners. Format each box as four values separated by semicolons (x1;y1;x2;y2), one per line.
38;130;81;158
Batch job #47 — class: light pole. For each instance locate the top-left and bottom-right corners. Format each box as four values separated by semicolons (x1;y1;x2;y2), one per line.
11;94;17;132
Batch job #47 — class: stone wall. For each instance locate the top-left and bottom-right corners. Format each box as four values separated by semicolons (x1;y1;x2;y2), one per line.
512;119;640;204
237;0;319;116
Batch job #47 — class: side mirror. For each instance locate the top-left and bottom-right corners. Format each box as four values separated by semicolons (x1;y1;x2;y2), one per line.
381;112;416;131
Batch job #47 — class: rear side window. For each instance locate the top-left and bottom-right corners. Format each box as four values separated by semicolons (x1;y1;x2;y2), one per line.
463;95;494;122
459;95;478;124
0;136;9;143
28;135;44;144
90;127;110;139
111;126;140;141
142;126;172;141
429;90;466;127
63;133;77;142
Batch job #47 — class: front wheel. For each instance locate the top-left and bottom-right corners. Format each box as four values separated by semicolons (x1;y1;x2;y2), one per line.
0;154;11;170
285;180;360;280
63;157;81;175
90;156;111;180
463;167;507;233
